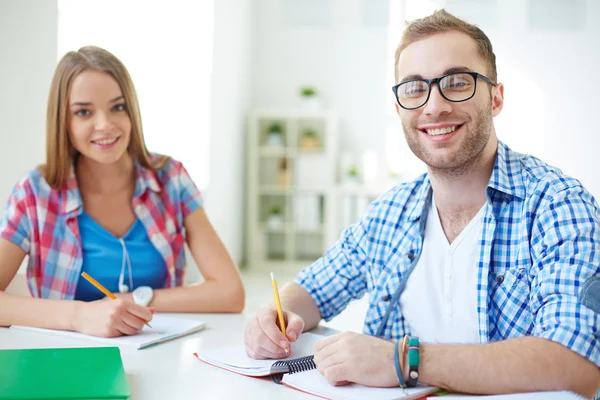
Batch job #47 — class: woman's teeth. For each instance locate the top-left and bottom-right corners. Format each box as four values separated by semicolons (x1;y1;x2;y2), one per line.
93;137;118;145
426;125;458;136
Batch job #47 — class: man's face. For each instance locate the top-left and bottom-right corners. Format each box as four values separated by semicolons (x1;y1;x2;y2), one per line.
395;31;503;176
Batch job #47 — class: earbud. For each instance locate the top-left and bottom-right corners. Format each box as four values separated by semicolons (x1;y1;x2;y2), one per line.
118;238;133;295
118;265;129;293
119;283;129;293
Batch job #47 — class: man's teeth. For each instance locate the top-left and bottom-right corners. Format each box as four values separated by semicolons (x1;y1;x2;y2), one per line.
93;137;118;145
426;126;458;136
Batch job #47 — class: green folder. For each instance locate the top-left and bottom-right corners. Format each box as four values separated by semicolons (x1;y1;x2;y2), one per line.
0;346;130;399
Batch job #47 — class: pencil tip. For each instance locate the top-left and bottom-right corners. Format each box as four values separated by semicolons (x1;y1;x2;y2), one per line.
270;272;276;280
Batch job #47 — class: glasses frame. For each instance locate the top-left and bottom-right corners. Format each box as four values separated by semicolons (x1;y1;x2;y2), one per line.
392;71;496;110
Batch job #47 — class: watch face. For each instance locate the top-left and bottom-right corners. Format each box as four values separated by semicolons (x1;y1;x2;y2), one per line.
134;286;153;306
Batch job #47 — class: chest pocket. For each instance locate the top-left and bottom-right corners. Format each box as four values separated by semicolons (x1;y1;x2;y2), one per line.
489;266;534;339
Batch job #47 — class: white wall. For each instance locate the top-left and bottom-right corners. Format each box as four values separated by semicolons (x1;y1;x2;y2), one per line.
445;0;600;198
0;0;57;206
205;0;254;265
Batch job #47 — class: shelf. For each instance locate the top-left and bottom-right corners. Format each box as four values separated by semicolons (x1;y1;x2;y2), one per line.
259;185;293;195
296;147;324;154
261;223;292;234
259;147;295;157
293;188;329;195
334;184;388;197
247;108;338;269
295;227;325;234
262;227;288;234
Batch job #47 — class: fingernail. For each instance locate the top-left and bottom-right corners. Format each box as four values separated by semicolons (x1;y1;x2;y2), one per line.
288;331;297;340
280;340;288;349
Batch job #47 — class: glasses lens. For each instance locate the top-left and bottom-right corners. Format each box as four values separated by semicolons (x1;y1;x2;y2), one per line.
440;73;476;101
396;80;428;109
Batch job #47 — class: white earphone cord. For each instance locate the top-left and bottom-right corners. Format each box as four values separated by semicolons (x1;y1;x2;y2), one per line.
118;238;133;293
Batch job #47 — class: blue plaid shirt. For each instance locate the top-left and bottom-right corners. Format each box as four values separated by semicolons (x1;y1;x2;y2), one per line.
296;141;600;384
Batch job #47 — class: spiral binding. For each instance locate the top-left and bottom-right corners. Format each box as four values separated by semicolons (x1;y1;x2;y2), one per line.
270;355;316;384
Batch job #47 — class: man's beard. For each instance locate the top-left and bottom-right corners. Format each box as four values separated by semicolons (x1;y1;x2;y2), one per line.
401;102;493;180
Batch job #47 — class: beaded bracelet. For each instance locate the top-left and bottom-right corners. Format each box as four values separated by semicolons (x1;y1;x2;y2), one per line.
406;336;420;387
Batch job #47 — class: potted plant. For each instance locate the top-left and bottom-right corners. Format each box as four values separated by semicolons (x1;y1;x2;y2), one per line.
298;129;321;149
266;122;285;148
299;86;322;110
344;164;361;185
300;86;317;97
266;205;284;230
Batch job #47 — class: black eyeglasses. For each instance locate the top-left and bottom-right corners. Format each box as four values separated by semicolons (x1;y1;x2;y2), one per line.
392;72;496;110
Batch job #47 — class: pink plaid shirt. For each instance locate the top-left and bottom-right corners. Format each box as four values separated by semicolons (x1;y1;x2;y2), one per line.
0;156;203;299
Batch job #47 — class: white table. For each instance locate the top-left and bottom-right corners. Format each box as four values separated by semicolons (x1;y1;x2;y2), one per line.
0;313;337;399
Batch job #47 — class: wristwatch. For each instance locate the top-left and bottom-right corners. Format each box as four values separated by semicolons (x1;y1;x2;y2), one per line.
132;286;154;307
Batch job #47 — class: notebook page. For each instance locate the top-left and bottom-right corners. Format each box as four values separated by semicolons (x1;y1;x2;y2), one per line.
10;314;206;350
195;332;324;376
283;369;438;400
429;391;586;399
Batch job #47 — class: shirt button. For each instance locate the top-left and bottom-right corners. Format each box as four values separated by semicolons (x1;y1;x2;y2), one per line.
496;275;504;284
407;252;416;260
381;294;390;302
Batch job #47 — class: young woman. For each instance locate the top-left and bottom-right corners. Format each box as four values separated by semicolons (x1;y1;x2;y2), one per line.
0;46;244;338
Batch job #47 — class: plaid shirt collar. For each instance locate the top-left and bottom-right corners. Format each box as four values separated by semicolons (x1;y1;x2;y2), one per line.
59;159;162;216
405;140;527;224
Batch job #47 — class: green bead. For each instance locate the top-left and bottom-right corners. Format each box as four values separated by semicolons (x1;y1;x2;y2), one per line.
407;337;420;367
408;348;420;366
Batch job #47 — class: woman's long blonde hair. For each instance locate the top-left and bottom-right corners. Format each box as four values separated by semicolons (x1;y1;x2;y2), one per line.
42;46;168;189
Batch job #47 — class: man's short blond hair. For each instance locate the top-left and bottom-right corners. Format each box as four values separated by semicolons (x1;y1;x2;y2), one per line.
394;9;497;83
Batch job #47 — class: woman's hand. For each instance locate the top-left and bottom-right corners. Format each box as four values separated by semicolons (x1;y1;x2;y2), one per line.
72;298;154;337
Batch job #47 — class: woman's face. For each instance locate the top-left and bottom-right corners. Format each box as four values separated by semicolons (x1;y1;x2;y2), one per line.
67;70;132;165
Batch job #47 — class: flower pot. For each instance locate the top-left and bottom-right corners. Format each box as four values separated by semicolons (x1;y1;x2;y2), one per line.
299;136;321;149
267;214;284;230
266;132;284;147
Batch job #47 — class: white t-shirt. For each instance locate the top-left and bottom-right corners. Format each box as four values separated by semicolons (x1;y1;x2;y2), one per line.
398;197;485;344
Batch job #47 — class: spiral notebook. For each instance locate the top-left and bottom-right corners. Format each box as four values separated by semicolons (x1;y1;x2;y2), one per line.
194;332;438;400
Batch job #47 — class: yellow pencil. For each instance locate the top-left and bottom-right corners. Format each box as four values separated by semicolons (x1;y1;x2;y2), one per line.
81;272;152;329
270;272;288;355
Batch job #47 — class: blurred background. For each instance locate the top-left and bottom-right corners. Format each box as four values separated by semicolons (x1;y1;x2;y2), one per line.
1;0;599;328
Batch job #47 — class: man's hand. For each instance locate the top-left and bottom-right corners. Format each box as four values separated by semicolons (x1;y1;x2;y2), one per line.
72;298;154;338
244;307;305;359
314;331;399;387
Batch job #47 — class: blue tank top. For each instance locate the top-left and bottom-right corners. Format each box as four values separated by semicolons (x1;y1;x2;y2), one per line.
74;211;168;301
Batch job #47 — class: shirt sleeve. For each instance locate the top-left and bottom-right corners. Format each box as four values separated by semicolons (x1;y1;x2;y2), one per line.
294;208;373;321
0;180;32;253
176;161;204;218
529;183;600;368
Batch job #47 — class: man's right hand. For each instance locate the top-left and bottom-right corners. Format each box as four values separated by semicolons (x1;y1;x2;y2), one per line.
71;298;154;338
244;307;305;359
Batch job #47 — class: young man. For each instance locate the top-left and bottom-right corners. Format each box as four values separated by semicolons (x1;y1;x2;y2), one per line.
244;10;600;399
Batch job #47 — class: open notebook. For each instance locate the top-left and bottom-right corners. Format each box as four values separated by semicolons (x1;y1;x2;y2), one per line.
431;392;587;399
10;314;206;349
194;332;438;400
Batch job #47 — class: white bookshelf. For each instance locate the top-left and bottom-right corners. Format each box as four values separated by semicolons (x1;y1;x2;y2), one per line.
246;108;338;270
